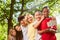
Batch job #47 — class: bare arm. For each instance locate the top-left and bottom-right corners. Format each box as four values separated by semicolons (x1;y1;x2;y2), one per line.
38;28;56;35
15;26;22;31
34;16;44;29
38;30;46;34
38;29;50;34
38;17;57;34
49;29;56;33
34;19;43;29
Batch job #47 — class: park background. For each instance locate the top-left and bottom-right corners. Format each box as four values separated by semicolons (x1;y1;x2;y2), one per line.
0;0;60;40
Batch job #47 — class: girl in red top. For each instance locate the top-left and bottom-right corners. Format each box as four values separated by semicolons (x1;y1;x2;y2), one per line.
37;6;57;40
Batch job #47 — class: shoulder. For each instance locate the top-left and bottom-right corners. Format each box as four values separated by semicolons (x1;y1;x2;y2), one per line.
44;17;51;22
46;17;51;20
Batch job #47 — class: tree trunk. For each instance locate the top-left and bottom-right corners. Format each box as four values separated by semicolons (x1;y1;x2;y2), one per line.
8;0;15;34
8;19;13;34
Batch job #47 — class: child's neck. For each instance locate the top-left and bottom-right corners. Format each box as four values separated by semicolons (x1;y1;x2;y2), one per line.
37;19;41;21
29;21;33;23
9;34;16;37
22;24;27;27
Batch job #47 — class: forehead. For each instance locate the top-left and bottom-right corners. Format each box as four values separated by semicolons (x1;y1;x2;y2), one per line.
35;12;41;15
12;30;16;32
43;8;49;11
28;15;33;18
9;29;12;32
21;18;27;22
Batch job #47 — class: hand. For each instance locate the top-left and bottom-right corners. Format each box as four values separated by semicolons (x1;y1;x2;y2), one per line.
15;26;22;31
18;27;22;31
38;31;41;34
40;15;44;21
43;29;50;33
38;30;46;34
45;29;49;31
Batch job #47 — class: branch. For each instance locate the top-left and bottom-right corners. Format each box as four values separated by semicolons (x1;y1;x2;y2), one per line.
0;8;9;20
25;0;49;12
20;0;24;15
9;0;15;19
14;0;49;12
49;0;58;8
14;9;28;12
4;11;9;20
0;18;5;22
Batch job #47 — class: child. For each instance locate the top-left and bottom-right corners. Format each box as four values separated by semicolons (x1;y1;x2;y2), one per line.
15;15;29;40
14;25;23;40
27;14;36;40
8;28;16;40
34;11;44;40
20;18;28;40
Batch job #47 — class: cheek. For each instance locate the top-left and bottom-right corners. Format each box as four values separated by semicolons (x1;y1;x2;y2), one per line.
21;21;24;24
35;16;38;19
13;32;16;35
30;18;33;21
28;18;32;22
28;19;30;22
43;13;47;15
37;16;40;19
35;15;37;17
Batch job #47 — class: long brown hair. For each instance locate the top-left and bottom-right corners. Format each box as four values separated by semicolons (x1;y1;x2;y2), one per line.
14;16;25;40
14;24;23;40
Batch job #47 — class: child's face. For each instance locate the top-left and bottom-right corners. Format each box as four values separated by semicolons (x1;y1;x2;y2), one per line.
35;12;41;21
28;15;33;23
21;19;27;26
12;30;16;36
42;8;49;17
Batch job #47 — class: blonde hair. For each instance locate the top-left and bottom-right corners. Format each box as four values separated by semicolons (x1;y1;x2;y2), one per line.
29;14;33;18
28;14;34;23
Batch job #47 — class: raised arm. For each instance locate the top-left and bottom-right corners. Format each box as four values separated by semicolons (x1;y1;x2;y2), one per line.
38;17;57;34
34;16;44;29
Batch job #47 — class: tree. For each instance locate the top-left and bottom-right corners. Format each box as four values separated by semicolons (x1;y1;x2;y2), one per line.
0;0;60;40
7;0;15;34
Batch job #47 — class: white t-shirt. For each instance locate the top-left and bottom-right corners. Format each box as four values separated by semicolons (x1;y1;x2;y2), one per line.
21;25;28;40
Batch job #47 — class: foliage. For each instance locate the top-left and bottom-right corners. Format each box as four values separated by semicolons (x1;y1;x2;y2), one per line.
0;24;7;40
0;0;60;40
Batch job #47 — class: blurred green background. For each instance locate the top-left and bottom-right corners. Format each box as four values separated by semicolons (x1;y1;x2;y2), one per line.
0;0;60;40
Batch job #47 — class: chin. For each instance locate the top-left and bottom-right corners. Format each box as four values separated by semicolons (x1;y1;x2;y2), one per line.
29;21;32;23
